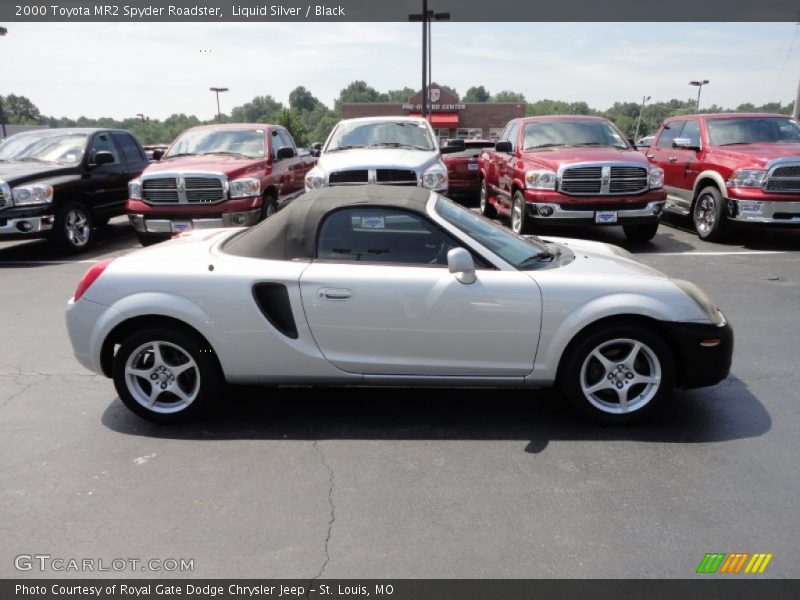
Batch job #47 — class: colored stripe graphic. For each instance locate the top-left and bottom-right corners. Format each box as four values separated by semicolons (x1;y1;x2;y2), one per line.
697;553;726;574
745;553;773;574
720;553;749;573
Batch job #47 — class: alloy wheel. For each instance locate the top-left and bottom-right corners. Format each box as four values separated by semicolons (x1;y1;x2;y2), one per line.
694;193;716;236
124;340;200;414
511;198;523;233
65;208;91;248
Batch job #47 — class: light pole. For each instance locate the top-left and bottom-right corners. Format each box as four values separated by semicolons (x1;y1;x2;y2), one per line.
209;87;229;123
136;113;148;125
409;4;450;118
689;80;709;112
0;27;6;138
634;95;651;141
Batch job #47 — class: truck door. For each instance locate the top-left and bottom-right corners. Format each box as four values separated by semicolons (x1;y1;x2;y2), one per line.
269;129;293;198
649;120;692;213
498;121;519;211
82;132;129;214
279;128;306;192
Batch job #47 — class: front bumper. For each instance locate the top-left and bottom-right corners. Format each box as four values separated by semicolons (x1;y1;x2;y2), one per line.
525;200;665;225
129;208;261;234
0;208;54;239
726;198;800;225
661;320;734;389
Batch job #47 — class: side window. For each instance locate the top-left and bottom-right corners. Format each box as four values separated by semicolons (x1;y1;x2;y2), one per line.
681;120;701;147
317;207;460;266
271;129;286;159
279;129;295;150
89;133;121;164
112;133;146;165
656;121;686;149
499;121;514;142
505;122;519;151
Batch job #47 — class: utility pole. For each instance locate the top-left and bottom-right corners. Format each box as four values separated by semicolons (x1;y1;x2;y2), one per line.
209;87;229;123
409;3;450;118
634;95;651;141
0;96;7;139
793;78;800;121
689;79;709;112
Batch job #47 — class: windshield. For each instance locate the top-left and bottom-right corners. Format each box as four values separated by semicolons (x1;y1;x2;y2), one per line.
0;132;87;166
326;121;435;152
523;120;628;150
707;117;800;146
166;128;266;159
434;196;551;269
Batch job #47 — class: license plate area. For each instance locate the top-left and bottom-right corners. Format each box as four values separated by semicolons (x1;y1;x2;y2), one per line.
595;211;618;224
170;220;193;233
467;163;479;171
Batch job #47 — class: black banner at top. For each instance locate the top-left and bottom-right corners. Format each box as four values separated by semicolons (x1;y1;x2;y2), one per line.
0;0;799;22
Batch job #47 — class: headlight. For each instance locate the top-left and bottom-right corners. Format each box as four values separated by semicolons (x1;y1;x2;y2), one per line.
524;169;556;190
12;183;54;206
728;169;766;189
421;166;448;190
128;179;142;200
229;177;261;199
305;168;326;190
648;167;664;189
674;279;726;326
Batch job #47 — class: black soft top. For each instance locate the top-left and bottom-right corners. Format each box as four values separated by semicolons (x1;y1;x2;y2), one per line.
223;185;433;261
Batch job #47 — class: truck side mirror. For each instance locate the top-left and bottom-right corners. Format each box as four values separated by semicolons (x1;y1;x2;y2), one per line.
152;149;164;161
91;151;115;167
673;138;701;151
276;147;296;160
310;142;322;157
494;141;513;153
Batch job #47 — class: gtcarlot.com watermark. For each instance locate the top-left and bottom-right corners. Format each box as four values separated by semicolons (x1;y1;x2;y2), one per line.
14;554;194;573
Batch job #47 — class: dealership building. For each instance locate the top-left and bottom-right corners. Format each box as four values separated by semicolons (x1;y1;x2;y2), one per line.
341;84;525;144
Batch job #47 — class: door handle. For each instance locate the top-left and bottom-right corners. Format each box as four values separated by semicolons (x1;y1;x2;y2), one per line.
646;154;655;160
319;288;353;300
668;156;678;162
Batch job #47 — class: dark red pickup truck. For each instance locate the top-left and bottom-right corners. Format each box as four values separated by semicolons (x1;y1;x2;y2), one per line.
479;116;667;242
443;139;495;201
646;112;800;241
126;123;316;245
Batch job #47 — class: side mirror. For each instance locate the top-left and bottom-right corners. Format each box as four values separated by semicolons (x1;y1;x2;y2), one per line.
627;138;636;148
276;147;295;160
494;141;513;153
91;151;115;167
152;149;164;161
310;142;322;157
447;247;476;285
673;138;701;151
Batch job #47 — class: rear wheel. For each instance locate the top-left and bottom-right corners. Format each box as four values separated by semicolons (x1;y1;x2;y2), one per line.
623;223;659;243
693;186;728;242
560;324;674;424
260;193;278;221
511;191;533;235
479;180;496;218
112;327;222;424
51;201;95;254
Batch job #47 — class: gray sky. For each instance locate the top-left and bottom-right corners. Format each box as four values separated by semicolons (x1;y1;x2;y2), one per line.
2;22;798;120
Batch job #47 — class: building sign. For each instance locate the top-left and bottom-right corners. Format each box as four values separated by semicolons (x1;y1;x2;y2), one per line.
402;84;465;112
402;103;466;111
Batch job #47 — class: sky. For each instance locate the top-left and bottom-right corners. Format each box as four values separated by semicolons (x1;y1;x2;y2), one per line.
1;22;799;121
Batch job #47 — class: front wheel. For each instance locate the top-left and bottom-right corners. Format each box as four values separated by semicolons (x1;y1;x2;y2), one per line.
51;201;95;254
112;327;222;424
260;194;278;221
623;223;659;243
560;324;675;424
479;180;496;218
511;191;533;235
693;186;729;242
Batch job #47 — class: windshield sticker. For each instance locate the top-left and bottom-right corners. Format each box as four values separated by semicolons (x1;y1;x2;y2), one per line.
360;216;385;229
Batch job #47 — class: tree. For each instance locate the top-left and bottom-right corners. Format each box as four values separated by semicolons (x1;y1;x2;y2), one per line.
334;80;385;111
492;90;526;103
1;94;43;124
289;86;321;113
385;87;415;102
463;86;490;103
230;95;284;124
276;109;309;147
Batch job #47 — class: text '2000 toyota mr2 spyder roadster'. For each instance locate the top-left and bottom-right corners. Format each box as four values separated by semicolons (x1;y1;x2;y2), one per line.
66;186;733;424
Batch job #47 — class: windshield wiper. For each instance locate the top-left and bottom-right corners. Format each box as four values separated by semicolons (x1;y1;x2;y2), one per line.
367;142;429;150
16;157;59;164
718;142;755;146
327;145;365;153
199;151;251;159
524;143;568;150
163;153;198;159
517;251;554;268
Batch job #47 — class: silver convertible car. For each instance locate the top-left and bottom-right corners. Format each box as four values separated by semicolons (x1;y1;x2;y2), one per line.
66;186;733;424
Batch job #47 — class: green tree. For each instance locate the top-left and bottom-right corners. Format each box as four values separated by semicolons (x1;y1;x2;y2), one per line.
334;80;385;111
276;108;309;147
385;87;415;102
289;86;321;113
230;95;284;124
1;94;43;124
463;86;491;103
492;90;526;103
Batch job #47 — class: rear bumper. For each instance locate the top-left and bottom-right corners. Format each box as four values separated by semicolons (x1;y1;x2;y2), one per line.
726;198;800;225
661;320;734;389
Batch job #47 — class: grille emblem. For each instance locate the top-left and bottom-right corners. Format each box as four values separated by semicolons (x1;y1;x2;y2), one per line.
600;166;611;194
177;176;187;203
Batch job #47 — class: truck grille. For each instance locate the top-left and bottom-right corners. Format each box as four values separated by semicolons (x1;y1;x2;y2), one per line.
142;176;227;204
329;170;369;185
765;164;800;193
328;169;419;186
560;165;648;196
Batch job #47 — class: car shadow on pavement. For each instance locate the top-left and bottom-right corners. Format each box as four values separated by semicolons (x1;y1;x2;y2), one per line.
656;213;800;251
101;375;770;454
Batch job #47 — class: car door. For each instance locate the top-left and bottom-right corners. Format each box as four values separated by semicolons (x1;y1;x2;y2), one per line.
498;121;520;210
269;128;294;198
298;205;541;377
279;128;306;192
649;120;693;212
676;119;704;198
82;132;129;213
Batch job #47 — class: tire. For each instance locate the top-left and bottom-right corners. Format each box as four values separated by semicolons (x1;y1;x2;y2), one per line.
50;201;95;254
511;190;533;235
560;323;675;424
260;193;278;221
623;223;659;243
112;326;223;424
692;186;729;242
136;232;171;247
479;180;496;218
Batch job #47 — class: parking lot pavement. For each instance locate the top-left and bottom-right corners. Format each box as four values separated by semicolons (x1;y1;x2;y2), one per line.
1;216;799;579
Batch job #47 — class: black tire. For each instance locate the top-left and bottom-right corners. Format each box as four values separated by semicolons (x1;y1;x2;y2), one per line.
559;323;675;424
260;193;278;221
692;186;729;242
511;190;533;235
50;201;95;254
623;222;659;243
112;326;223;424
135;232;171;247
479;179;496;218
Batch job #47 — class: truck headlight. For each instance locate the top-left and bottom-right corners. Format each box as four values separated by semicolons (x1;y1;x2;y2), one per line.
12;183;54;206
128;179;142;200
421;166;448;190
648;167;664;189
728;169;766;189
305;168;326;191
524;169;556;190
229;178;261;199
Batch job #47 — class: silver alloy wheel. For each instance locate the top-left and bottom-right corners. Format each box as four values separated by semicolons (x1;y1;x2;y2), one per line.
694;193;716;236
124;340;200;414
65;208;91;247
579;338;662;415
479;182;487;213
511;196;523;233
266;202;276;217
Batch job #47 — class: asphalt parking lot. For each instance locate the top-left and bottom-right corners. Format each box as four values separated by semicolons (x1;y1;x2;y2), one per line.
1;213;799;579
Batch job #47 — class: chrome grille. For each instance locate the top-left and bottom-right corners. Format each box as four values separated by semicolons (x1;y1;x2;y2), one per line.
376;169;418;185
142;175;226;204
329;170;369;185
328;169;419;186
560;164;648;196
765;163;800;193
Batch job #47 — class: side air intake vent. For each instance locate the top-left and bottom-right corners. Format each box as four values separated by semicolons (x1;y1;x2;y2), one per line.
252;283;299;339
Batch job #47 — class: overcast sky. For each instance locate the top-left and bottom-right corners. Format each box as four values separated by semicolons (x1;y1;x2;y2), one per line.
2;22;798;120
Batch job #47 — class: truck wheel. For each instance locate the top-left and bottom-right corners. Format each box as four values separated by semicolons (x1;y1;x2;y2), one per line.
51;201;95;254
260;193;278;220
560;323;674;424
112;326;223;424
623;223;659;243
479;180;496;218
693;186;729;242
136;232;171;247
511;191;533;235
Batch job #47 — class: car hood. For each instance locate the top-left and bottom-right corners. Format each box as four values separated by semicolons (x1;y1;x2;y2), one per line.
0;161;76;185
521;147;648;171
708;143;800;169
317;148;442;173
144;154;265;178
536;236;667;279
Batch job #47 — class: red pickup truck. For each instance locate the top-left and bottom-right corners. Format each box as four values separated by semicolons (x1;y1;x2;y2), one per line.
646;113;800;241
479;116;667;242
126;123;316;245
442;139;495;201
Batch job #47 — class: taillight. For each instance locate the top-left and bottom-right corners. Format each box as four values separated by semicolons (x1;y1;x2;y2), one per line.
73;259;114;301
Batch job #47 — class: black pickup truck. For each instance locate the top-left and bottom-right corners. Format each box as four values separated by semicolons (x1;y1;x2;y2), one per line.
0;128;148;252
